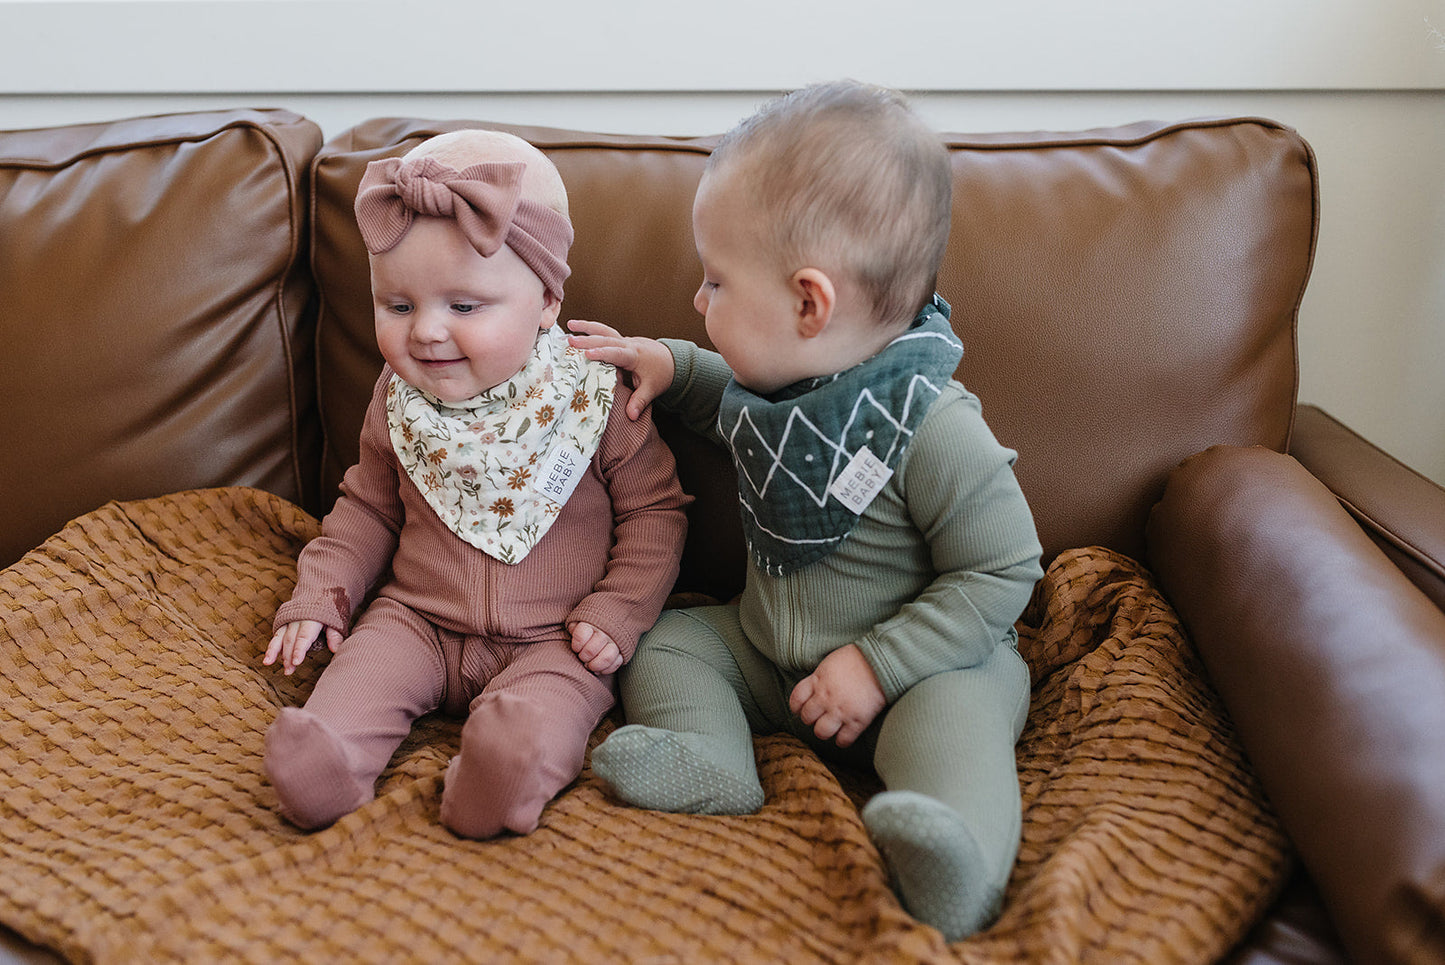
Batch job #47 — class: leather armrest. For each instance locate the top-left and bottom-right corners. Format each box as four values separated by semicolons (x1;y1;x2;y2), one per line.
1147;445;1445;965
1290;404;1445;611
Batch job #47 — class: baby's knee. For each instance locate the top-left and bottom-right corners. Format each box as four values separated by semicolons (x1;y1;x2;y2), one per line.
473;691;587;774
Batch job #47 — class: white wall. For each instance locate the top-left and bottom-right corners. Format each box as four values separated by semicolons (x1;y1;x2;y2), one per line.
3;0;1444;484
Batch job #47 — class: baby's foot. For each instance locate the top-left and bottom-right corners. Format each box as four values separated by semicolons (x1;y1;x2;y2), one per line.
590;724;764;815
861;790;1004;942
263;707;373;829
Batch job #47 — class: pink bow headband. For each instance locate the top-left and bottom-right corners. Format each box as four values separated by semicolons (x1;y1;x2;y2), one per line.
354;156;573;301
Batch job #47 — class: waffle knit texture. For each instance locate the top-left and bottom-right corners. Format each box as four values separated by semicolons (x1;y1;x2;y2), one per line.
1;488;1289;963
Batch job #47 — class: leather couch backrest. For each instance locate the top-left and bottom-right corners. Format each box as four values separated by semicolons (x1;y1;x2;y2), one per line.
312;116;1316;598
0;109;323;567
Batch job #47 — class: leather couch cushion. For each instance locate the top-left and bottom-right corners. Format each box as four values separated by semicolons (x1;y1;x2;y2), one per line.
310;116;1314;589
0;109;323;567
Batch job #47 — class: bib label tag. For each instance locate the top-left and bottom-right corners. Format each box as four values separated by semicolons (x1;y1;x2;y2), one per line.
828;446;893;515
536;443;586;505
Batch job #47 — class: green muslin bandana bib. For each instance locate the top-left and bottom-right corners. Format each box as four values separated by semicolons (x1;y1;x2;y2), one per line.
717;295;961;576
388;327;615;564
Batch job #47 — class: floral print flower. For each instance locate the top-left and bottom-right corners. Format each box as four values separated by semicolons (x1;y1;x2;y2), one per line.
571;390;589;413
537;404;555;427
489;497;515;518
507;467;532;490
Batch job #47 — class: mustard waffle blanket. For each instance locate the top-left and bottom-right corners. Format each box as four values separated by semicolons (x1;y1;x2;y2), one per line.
0;488;1289;963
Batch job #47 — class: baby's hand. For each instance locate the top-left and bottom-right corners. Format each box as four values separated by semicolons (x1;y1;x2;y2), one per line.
789;644;887;749
565;320;675;420
263;619;342;676
570;621;623;675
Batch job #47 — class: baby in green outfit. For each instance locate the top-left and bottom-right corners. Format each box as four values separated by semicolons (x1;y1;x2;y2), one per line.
568;79;1043;940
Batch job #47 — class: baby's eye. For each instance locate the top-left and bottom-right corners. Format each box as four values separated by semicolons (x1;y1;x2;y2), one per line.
451;302;480;315
388;302;413;315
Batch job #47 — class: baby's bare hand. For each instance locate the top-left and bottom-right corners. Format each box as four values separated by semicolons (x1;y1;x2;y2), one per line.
570;621;623;675
565;320;674;419
789;644;886;748
263;619;342;675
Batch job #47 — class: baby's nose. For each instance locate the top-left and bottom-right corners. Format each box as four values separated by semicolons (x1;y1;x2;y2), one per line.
410;309;449;342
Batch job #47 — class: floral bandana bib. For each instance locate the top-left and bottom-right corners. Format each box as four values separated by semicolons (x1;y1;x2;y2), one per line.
388;327;616;564
717;295;961;576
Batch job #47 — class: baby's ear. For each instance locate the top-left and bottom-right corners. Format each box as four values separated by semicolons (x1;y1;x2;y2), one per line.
791;268;836;339
540;292;563;329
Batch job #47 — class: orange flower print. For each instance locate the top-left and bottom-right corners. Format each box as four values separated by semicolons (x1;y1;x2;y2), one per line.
526;384;544;401
537;404;555;426
423;471;443;492
427;447;448;466
571;390;590;413
489;497;515;518
507;466;532;490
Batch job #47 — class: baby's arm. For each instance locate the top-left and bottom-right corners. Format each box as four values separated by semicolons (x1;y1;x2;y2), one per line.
566;320;676;420
854;390;1044;701
796;388;1043;747
789;644;887;748
265;372;404;673
564;381;691;665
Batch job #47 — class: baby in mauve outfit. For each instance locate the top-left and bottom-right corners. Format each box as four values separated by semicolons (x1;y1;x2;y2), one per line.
263;129;690;839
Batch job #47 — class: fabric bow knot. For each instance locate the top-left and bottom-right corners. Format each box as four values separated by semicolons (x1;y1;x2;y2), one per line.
354;155;573;300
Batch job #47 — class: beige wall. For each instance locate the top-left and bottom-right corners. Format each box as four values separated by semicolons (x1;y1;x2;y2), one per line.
2;1;1443;483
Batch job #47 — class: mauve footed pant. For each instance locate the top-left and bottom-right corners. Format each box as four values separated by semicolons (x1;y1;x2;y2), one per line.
264;596;616;837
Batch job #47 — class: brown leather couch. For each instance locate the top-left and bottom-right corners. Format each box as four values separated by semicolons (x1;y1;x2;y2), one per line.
3;107;1442;964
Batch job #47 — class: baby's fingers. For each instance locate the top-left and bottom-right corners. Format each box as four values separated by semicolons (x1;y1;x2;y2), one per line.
788;675;816;717
833;719;865;749
587;641;623;675
262;630;286;667
566;318;624;340
572;339;640;373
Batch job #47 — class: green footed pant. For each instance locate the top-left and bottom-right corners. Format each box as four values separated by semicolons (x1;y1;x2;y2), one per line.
592;604;1031;940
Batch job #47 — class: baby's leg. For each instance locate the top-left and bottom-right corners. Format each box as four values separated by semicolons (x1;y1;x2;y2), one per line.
439;638;614;839
863;644;1030;942
264;599;444;829
590;606;775;815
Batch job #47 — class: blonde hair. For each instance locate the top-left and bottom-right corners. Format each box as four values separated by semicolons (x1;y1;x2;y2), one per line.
405;129;570;218
709;80;952;326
